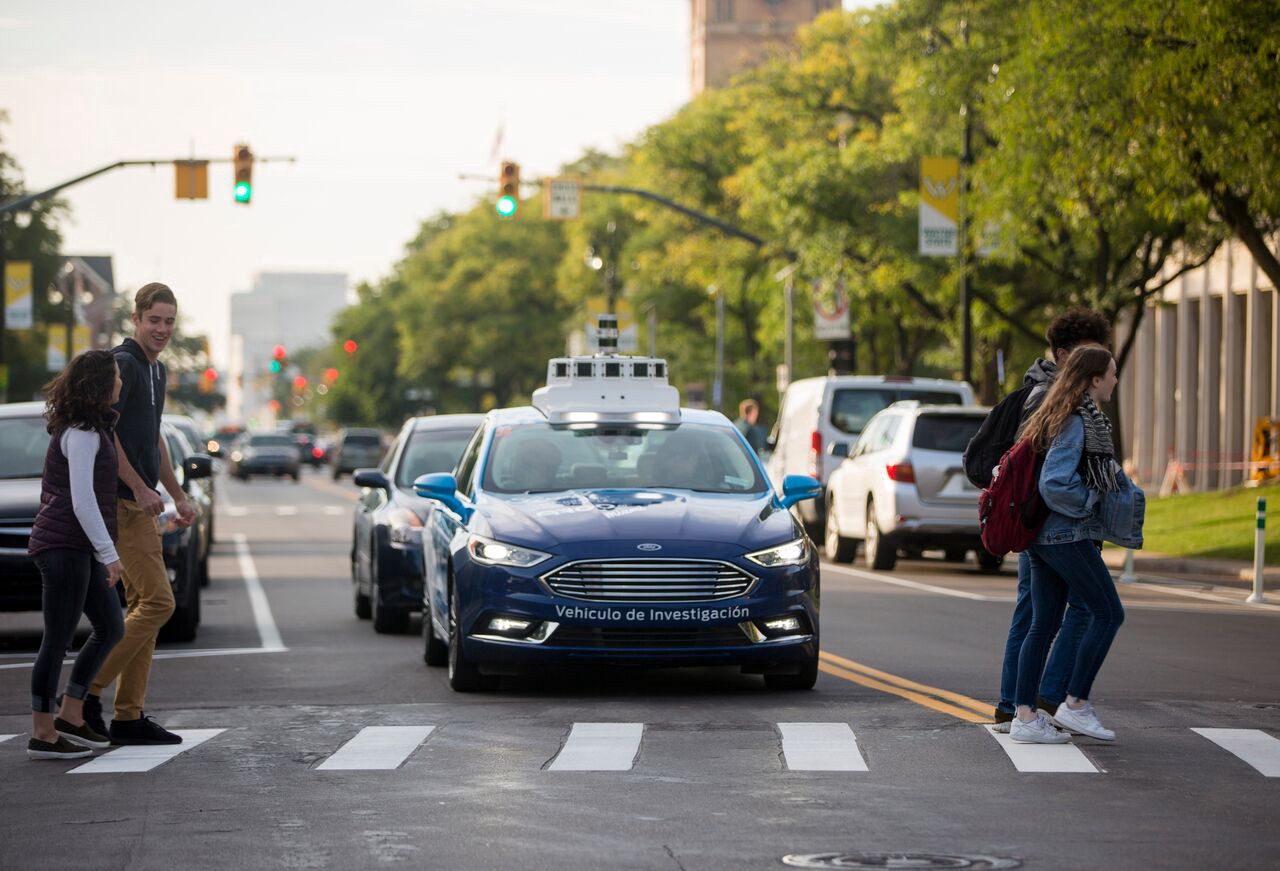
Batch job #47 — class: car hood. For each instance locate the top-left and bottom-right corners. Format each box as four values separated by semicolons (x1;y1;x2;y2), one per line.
0;477;42;520
474;488;798;551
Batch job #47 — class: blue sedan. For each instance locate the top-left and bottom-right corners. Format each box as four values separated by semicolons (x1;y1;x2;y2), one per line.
415;406;822;692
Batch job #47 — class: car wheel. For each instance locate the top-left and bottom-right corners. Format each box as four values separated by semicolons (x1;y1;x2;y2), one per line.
370;553;410;635
944;547;969;563
977;549;1005;573
448;584;496;692
291;471;300;482
864;501;897;571
199;542;210;588
332;469;342;481
823;499;856;563
423;606;448;667
764;656;818;690
353;541;372;619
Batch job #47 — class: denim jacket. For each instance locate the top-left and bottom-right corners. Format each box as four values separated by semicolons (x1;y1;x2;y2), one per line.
1034;414;1145;549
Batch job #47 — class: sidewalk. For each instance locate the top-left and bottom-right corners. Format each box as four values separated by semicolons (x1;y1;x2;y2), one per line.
1101;548;1279;590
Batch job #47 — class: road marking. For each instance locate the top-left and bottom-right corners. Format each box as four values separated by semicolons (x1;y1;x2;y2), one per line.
823;563;1012;602
1192;728;1280;776
983;725;1100;773
548;722;643;771
234;533;285;651
818;652;992;724
820;651;993;718
275;505;298;516
68;729;225;774
226;506;249;517
316;726;435;771
778;722;867;771
1121;581;1280;613
324;506;346;516
0;734;17;745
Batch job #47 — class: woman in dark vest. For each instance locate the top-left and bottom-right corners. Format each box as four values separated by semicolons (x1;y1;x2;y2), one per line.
26;350;126;760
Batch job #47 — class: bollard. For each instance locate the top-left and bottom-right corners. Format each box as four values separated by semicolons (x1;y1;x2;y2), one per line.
1118;548;1137;584
1247;497;1267;605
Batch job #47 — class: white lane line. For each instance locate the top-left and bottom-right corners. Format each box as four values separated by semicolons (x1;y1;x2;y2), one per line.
548;722;643;771
824;563;1011;602
275;506;298;516
778;722;868;771
68;729;225;774
316;726;436;771
1193;728;1280;776
234;533;285;651
323;506;345;516
983;725;1100;773
226;506;249;517
1122;581;1280;613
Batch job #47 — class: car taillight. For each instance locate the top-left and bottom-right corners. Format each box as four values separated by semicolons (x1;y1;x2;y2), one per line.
886;462;915;483
808;430;823;479
312;447;324;459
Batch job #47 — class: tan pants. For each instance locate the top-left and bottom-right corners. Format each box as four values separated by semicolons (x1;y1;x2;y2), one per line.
89;498;174;720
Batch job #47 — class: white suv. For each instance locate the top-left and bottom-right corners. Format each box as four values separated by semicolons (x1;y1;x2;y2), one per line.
823;403;1003;572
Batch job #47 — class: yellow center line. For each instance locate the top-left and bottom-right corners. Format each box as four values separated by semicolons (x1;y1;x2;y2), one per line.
818;662;991;724
819;651;994;722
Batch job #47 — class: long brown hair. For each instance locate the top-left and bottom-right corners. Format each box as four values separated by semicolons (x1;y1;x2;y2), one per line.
1020;346;1114;452
43;350;117;434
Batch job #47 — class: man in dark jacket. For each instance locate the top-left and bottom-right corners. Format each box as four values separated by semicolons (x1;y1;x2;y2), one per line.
83;283;195;745
992;308;1113;731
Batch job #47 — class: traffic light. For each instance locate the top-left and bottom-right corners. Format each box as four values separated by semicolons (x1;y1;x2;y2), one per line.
323;367;340;384
343;339;358;355
233;144;254;204
292;375;308;391
496;161;520;218
269;344;286;374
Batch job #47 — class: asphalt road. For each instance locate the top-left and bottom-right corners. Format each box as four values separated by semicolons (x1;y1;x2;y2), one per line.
1;467;1277;871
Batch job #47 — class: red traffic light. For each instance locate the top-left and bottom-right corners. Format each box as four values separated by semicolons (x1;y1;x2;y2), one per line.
323;367;339;383
272;344;287;360
343;339;358;355
203;367;218;382
292;375;308;390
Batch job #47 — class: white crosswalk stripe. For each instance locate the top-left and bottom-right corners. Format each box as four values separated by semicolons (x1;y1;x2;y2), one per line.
983;725;1101;773
67;729;225;774
779;722;867;771
316;726;435;771
1192;728;1280;777
275;506;298;515
548;722;643;771
324;506;346;515
0;734;17;745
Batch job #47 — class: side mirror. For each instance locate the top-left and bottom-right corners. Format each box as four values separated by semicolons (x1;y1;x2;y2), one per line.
779;474;822;510
413;472;473;522
353;468;391;490
828;441;850;459
185;454;213;480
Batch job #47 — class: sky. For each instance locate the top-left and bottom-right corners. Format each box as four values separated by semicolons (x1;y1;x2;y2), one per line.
1;1;848;368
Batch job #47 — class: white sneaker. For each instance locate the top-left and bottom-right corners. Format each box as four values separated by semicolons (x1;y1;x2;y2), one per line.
1052;702;1116;741
1009;714;1070;744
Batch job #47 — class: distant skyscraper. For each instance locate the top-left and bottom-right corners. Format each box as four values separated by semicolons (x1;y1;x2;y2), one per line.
228;272;347;423
690;0;838;96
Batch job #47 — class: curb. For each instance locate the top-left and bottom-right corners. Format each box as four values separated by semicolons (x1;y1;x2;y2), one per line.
1101;549;1280;586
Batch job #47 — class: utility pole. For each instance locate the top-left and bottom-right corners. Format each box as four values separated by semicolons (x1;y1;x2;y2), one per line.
709;284;725;411
958;17;974;387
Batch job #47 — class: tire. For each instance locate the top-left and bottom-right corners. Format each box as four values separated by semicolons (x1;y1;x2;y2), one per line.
370;554;410;634
823;499;856;563
199;542;210;588
448;585;496;692
332;469;342;481
944;547;969;563
423;610;448;666
864;501;897;571
764;657;818;690
353;538;372;619
977;549;1005;573
291;471;300;482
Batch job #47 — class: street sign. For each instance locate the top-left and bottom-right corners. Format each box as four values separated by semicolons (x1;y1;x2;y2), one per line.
812;278;850;341
919;156;959;256
174;160;209;200
544;177;581;221
4;261;33;330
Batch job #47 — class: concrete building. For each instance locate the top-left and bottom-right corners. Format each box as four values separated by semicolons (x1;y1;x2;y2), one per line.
227;272;348;425
1118;239;1280;491
690;0;840;95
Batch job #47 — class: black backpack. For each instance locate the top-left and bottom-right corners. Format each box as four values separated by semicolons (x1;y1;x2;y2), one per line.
963;383;1037;488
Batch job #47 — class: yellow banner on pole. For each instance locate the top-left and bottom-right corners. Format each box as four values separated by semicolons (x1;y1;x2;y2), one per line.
5;260;33;330
47;324;67;371
919;157;959;256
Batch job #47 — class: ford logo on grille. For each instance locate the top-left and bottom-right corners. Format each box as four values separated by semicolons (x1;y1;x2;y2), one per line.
636;543;662;552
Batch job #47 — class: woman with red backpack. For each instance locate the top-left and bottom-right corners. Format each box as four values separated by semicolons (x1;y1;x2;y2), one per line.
1010;345;1145;744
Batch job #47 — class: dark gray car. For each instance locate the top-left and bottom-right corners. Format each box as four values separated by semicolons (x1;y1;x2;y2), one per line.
332;428;384;479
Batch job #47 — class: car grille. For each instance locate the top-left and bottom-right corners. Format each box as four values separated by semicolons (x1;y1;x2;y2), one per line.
542;559;755;603
549;625;750;648
0;521;34;554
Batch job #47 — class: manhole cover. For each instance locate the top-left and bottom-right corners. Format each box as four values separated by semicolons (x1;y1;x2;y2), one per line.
781;853;1022;869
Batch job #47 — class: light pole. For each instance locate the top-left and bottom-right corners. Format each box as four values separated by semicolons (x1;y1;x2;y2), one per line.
708;284;724;411
776;262;797;392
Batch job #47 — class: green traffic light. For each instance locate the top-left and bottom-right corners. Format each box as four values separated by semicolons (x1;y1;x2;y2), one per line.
269;359;282;373
235;182;252;203
496;195;518;218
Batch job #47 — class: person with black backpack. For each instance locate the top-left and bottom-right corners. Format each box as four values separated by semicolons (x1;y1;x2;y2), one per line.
964;309;1113;732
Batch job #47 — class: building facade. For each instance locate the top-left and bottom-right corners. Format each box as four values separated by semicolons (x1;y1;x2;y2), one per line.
690;0;840;95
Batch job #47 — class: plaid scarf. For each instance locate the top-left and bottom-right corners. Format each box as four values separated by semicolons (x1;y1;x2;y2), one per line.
1076;395;1119;493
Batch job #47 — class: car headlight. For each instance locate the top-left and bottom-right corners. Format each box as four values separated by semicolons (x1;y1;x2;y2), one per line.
388;508;424;547
745;537;809;568
467;534;551;568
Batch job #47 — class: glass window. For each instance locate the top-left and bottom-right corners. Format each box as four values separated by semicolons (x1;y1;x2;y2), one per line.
482;422;767;495
830;387;965;435
342;433;381;447
912;414;985;452
454;426;486;497
395;429;476;488
0;416;51;479
249;434;294;448
714;0;734;22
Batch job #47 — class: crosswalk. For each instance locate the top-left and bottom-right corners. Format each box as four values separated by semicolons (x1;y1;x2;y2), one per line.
3;722;1276;777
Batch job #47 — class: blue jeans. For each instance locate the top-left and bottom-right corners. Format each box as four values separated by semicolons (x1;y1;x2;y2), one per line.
1015;540;1125;707
997;551;1090;715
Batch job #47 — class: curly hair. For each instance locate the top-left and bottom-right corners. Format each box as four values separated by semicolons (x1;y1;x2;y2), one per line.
1020;346;1114;452
1046;308;1112;355
43;350;117;434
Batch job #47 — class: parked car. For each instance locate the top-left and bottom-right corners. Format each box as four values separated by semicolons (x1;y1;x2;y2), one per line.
0;402;52;612
823;402;1002;572
157;423;214;640
350;414;485;633
229;432;301;481
332;428;384;479
766;375;976;530
164;413;217;545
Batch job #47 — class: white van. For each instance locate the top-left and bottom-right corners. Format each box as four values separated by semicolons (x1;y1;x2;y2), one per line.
765;375;976;527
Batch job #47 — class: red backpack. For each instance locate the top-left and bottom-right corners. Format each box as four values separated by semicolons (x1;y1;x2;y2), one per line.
978;438;1050;557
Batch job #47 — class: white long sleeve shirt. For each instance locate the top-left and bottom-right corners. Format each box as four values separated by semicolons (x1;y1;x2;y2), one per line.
62;427;120;565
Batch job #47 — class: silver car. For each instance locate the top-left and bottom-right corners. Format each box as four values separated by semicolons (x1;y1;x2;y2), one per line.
823;403;1003;572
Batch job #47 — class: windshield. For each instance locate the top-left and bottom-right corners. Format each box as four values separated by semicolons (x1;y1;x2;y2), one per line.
912;414;985;452
0;416;51;479
249;434;294;448
831;388;964;435
395;429;474;487
343;434;381;447
482;422;767;495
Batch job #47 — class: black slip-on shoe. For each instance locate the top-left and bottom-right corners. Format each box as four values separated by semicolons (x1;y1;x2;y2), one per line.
28;736;93;760
109;714;183;746
82;694;108;738
55;717;111;749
